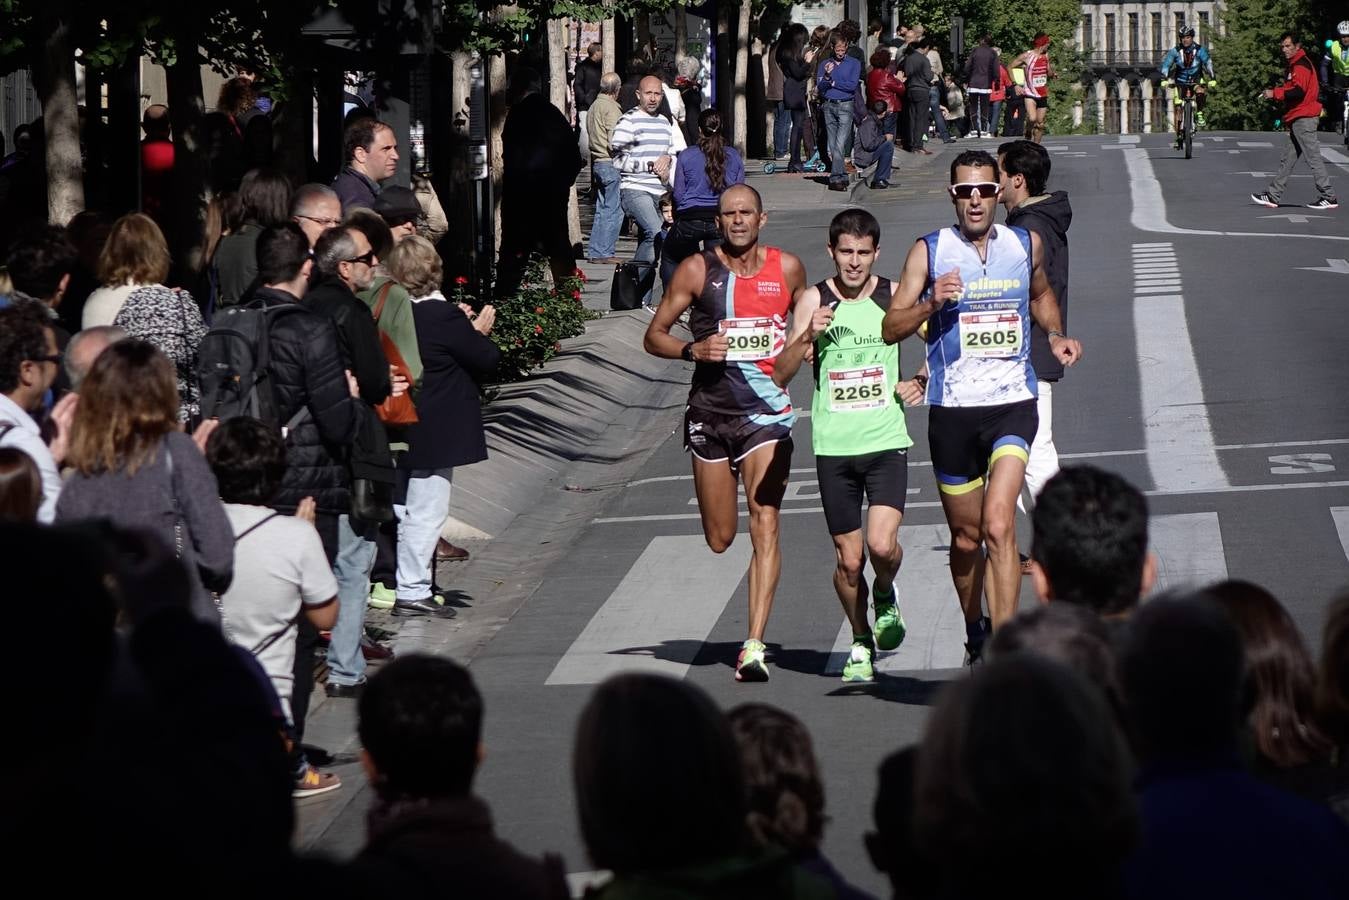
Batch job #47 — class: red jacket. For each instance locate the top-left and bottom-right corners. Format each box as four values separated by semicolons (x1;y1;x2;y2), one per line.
990;64;1011;102
1271;48;1322;123
867;67;904;113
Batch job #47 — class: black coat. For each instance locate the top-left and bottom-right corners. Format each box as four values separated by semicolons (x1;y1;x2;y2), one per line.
778;48;811;111
403;299;500;470
573;58;602;111
1006;191;1073;382
252;287;361;515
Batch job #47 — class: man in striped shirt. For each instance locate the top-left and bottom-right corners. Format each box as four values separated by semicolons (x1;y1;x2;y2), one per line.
611;75;680;304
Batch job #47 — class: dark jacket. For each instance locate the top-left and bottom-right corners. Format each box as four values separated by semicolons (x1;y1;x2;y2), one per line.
252;286;361;515
1006;191;1072;382
901;48;933;93
354;795;569;900
403;296;500;470
574;57;603;111
303;275;395;488
778;48;811;111
853;114;889;167
964;44;1000;90
332;166;381;215
214;223;262;310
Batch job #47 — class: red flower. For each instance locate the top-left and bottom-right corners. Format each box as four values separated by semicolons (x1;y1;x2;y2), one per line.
572;290;582;300
514;339;523;346
573;268;587;282
534;324;543;334
535;306;546;314
454;275;469;285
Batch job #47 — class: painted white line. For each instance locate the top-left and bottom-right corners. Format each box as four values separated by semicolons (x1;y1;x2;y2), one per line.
1135;279;1184;286
1331;507;1349;563
1135;284;1187;293
1322;146;1349;167
1123;148;1349;242
545;535;752;684
1133;241;1173;248
1119;135;1141;144
1149;512;1229;594
1132;272;1228;491
1238;141;1274;148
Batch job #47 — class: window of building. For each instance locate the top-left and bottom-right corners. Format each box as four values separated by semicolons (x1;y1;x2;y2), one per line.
1128;13;1140;58
1152;12;1163;52
1175;12;1185;40
1106;13;1117;60
1082;14;1094;50
1198;11;1210;42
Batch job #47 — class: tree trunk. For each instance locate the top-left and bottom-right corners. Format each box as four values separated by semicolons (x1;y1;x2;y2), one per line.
733;0;751;154
489;51;508;256
165;36;209;278
437;49;475;279
32;4;84;224
636;13;652;58
602;19;616;74
674;9;688;72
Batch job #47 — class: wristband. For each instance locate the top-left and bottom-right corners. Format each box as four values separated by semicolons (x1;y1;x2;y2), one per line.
680;341;695;362
913;373;929;390
1047;330;1066;339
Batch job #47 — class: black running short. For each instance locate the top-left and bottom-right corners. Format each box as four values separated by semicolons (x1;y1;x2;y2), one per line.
816;448;910;535
1031;96;1048;109
684;407;793;466
927;399;1038;496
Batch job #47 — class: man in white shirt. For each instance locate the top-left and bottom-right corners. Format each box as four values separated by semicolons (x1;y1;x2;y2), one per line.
0;303;72;523
611;75;680;304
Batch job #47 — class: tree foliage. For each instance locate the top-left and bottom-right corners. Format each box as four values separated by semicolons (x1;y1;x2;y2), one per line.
1208;0;1318;130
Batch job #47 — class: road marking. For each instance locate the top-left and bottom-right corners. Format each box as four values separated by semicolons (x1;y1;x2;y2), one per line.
1238;141;1274;148
1297;258;1349;275
1118;135;1141;144
1260;213;1330;224
545;535;752;684
1322;147;1349;168
1123;148;1349;242
1149;512;1229;594
1270;453;1335;474
1332;508;1349;562
824;522;968;674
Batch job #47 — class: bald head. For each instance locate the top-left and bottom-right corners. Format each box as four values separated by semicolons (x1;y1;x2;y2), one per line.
638;75;664;113
718;183;764;214
142;104;170;139
66;325;126;390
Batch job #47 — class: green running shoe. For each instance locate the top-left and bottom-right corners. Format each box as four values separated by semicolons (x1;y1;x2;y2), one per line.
368;583;396;610
873;583;907;652
735;639;770;682
842;640;875;683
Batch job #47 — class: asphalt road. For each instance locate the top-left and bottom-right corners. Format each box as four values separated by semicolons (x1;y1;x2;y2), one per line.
317;131;1349;895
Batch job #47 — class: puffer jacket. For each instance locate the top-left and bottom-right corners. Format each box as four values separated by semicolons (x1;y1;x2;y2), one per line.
251;286;361;515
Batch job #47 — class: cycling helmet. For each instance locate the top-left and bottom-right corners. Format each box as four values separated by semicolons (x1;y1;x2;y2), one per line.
1337;20;1349;36
1178;25;1196;38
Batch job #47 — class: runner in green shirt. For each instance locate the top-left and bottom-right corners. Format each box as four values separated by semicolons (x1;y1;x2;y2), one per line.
774;209;921;682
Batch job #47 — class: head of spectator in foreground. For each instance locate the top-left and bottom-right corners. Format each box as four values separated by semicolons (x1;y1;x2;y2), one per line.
867;746;940;900
991;602;1123;723
66;339;178;476
141;104;171;140
1030;465;1154;618
5;225;78;307
870;47;892;71
0;447;42;523
314;226;378;293
386;235;442;300
96;213;171;289
997;139;1051;208
1204;580;1333;768
65;325;126;392
915;655;1137;897
726;703;824;856
0;303;60;414
357;654;483;801
1318;592;1349;749
371;186;424;243
236;167;293;229
256;223;313;298
510;65;543;103
1117;592;1247;764
206;417;286;506
599;71;621;97
216;76;256;118
344;207;395;265
288;183;342;247
574;673;747;874
343;116;399;183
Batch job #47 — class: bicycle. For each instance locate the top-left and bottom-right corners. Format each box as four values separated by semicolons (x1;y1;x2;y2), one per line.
1168;81;1202;159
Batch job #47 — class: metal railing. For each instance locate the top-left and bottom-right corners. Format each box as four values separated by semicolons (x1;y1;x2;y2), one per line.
1084;50;1164;68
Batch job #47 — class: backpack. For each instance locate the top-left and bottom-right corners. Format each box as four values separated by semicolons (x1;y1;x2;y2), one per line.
196;301;305;428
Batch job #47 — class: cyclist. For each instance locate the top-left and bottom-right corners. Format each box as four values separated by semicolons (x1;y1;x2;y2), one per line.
1160;26;1216;148
1322;22;1349;132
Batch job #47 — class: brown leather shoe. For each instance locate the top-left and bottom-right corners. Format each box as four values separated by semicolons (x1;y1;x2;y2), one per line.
361;639;395;662
435;538;470;562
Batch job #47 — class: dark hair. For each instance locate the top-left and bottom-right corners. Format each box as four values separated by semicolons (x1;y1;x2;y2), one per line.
216;77;255;117
1118;592;1247;761
0;447;42;522
206;417;286;505
1278;31;1299;45
255;223;311;285
869;48;892;69
1031;466;1149;616
5;225;78;299
237;168;292;228
727;703;825;854
510;65;543;100
869;98;888;115
1205;581;1333;767
696;108;729;194
0;303;52;394
990;604;1122;720
916;656;1137;896
1318;592;1349;746
950;149;999;183
828;208;881;248
868;747;936;892
312;227;361;278
357;654;483;799
344;207;394;262
829;28;848;48
780;23;809;61
342;116;389;164
588;41;602;56
998;139;1051;195
837;19;861;43
573;673;747;873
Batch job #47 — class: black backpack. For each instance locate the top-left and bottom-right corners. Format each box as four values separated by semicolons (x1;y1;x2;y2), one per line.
196;301;304;428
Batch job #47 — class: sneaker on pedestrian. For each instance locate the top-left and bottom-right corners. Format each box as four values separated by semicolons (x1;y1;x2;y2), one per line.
1306;197;1340;210
293;766;342;799
964;615;992;667
735;638;771;682
873;586;907;651
841;639;875;683
368;582;396;610
828;180;848;192
1250;192;1278;208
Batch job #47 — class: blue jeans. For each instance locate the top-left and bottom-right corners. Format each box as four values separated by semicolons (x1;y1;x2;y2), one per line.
928;86;951;141
395;468;453;602
773;100;791;155
990;100;1003;135
588;161;622;260
823;100;853;182
326;513;377;686
871;138;895;184
621;188;664;304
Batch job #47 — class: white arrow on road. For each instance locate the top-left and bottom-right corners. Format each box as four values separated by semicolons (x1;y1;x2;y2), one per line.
1296;258;1349;275
1260;213;1331;224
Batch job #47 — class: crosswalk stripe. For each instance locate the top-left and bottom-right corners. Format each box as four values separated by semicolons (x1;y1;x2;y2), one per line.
1148;512;1229;594
545;535;752;685
1330;507;1349;563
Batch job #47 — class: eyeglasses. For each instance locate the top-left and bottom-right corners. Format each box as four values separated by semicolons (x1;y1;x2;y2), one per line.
949;182;1001;200
344;250;377;266
295;214;342;228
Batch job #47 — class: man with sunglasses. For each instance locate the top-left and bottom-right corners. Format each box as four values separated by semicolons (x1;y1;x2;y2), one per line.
882;149;1081;662
0;303;70;522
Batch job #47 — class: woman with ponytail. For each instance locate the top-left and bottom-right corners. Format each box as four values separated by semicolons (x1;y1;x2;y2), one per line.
662;108;746;287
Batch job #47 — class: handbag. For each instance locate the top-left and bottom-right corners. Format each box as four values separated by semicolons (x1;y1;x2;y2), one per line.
610;261;657;311
350;476;395;524
371;281;419;426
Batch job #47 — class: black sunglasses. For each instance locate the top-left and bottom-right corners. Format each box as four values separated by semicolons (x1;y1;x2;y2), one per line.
344;250;377;266
949;182;1001;200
